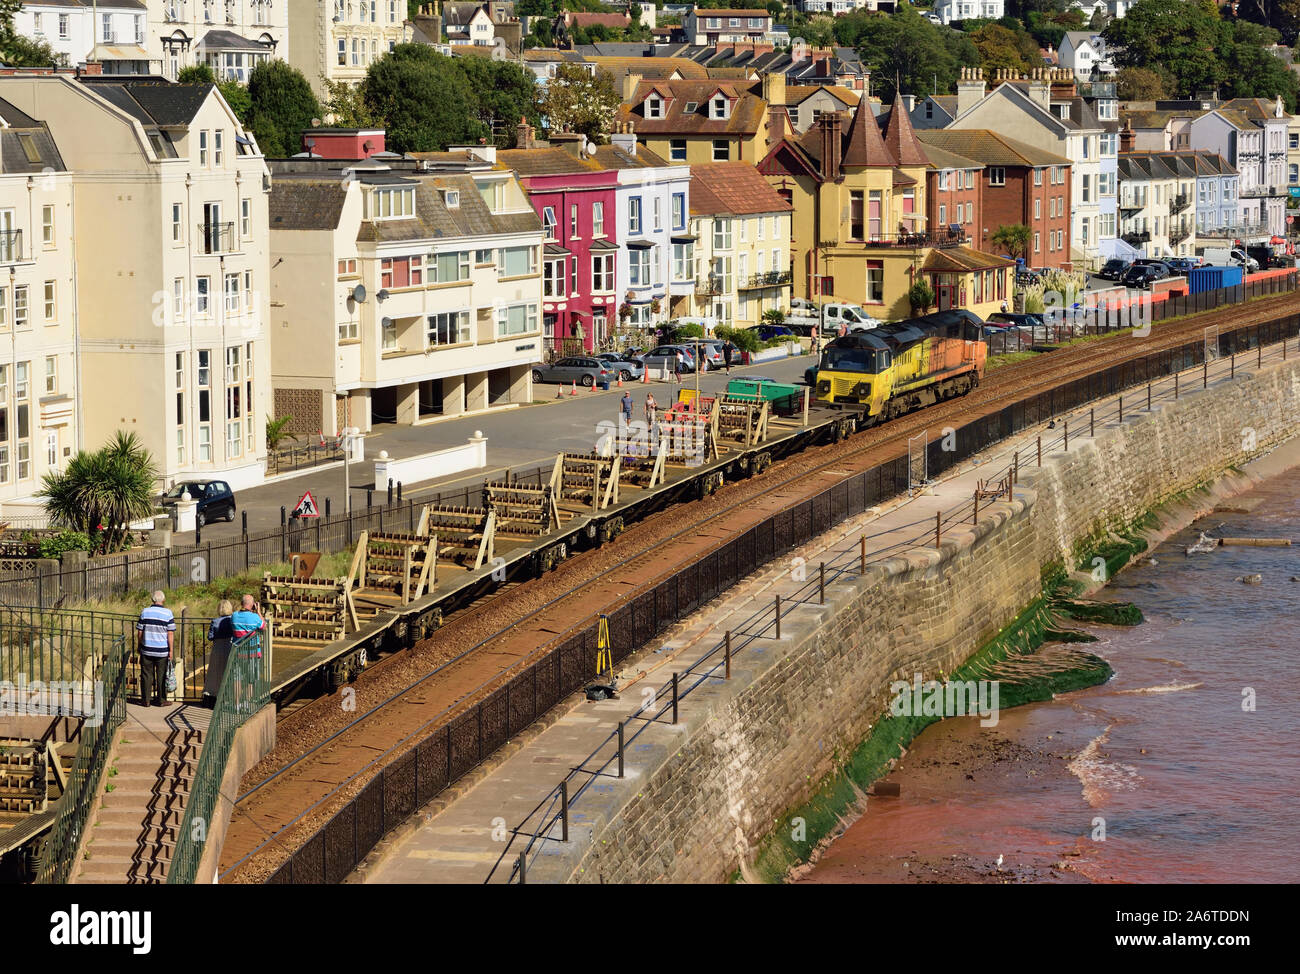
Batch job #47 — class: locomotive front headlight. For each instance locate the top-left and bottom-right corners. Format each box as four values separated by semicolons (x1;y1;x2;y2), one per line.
853;382;871;397
817;380;831;395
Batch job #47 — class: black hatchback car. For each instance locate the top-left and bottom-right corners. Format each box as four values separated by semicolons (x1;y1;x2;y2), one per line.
162;481;237;528
1097;258;1131;281
1121;263;1167;289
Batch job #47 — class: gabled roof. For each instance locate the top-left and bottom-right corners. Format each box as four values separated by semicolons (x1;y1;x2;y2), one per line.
357;173;539;243
784;85;859;108
916;129;1070;168
689;162;791;217
80;80;214;127
617;79;766;136
587;56;711;82
920;142;984;172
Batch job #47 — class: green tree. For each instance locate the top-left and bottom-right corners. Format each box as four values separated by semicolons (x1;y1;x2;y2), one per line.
246;59;322;158
991;223;1031;259
1103;0;1228;96
1115;65;1169;101
217;80;252;122
1223;20;1300;109
1;0;60;65
322;77;383;128
453;57;541;147
178;63;217;84
362;45;485;153
540;62;621;143
908;278;935;315
849;5;975;100
972;23;1030;74
39;431;160;553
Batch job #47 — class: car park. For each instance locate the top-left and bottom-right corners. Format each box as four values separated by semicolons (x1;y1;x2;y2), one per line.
531;356;616;386
592;353;644;381
161;480;237;528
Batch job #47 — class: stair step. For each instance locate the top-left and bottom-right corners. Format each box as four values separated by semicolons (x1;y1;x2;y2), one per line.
90;838;175;862
95;807;185;829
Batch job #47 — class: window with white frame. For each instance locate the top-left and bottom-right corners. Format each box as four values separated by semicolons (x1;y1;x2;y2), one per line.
592;254;614;291
13;286;27;329
173;278;184;321
542;206;557;240
43;281;55;322
173;203;183;243
501;246;536;277
382;317;398;350
712;139;729;161
989;167;1005;186
713;218;732;250
428;310;471;346
45;356;56;395
241;198;251;237
224;273;239;314
710;96;730;120
196;276;210;315
373;187;415;219
628;248;650;286
672;242;692;280
628;197;642;233
653;196;661;231
429;251;468;283
570;203;579;237
42;206;54;247
543;258;566;298
593;201;605;236
496;302;538;336
197;349;212;461
199;130;208;166
645;94;664;119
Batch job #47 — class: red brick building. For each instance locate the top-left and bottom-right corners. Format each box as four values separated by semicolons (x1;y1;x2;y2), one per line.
918;130;1073;269
920;141;984;245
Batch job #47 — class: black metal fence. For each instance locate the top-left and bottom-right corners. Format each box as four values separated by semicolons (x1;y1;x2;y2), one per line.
262;307;1300;884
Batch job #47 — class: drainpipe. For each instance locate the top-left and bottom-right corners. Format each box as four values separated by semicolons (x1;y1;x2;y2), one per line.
69;181;84;453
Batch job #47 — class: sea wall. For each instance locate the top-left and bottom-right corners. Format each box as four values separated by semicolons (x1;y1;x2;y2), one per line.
546;353;1300;884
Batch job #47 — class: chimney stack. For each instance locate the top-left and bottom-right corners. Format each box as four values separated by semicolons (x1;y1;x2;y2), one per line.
1119;118;1135;153
819;111;843;183
611;120;637;156
956;66;986;117
516;116;535;150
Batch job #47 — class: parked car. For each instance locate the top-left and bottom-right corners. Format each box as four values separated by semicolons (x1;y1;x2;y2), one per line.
642;345;697;374
593;353;644;381
162;480;236;528
701;339;740;367
1096;258;1131;281
531;356;616;386
1121;263;1168;289
1165;257;1203;275
986;312;1050;343
755;324;796;341
685;340;725;370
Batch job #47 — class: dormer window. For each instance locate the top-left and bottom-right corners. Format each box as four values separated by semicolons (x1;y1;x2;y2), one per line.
710;95;730;121
443;189;459;208
645;94;664;120
684;102;698;114
372;187;415;219
1056;104;1070;121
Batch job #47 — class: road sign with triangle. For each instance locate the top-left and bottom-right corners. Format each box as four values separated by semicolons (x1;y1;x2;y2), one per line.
292;490;320;519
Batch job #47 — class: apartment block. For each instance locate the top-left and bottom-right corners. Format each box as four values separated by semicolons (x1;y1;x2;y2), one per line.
16;0;158;75
0;75;273;491
268;148;541;436
0;98;78;513
287;0;409;100
151;0;289;82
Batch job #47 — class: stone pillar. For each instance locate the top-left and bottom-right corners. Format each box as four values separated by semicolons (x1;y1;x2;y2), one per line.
442;375;467;416
349;389;373;433
396;382;420;426
509;364;531;404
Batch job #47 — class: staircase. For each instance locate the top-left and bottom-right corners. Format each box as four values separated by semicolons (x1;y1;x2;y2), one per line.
75;703;208;885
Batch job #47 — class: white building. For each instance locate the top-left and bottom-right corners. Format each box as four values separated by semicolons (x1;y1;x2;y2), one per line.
932;0;1004;25
151;0;289;82
682;8;771;46
286;0;409;100
15;0;158;75
1188;100;1289;241
1059;31;1116;82
0;74;273;491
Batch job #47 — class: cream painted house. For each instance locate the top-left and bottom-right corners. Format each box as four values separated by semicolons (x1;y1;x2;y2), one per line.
268;150;541;436
685;163;791;330
0;75;272;492
287;0;409;100
151;0;289;82
0;99;79;514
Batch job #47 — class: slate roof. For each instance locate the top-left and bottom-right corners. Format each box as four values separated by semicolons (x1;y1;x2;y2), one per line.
916;129;1070;169
0;97;67;175
1117;150;1236;181
784;85;859;107
80;80;214;127
356;173;540;242
0;95;39;129
840;99;895;168
882;94;928;167
196;29;268;51
269;178;350;231
587;56;711;83
688;162;790;217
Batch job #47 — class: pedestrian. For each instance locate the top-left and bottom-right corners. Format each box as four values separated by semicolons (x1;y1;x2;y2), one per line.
723;342;733;374
231;594;266;713
837;320;847;338
620;390;634;426
1000;300;1009;313
645;392;658;437
202;599;235;704
135;591;174;708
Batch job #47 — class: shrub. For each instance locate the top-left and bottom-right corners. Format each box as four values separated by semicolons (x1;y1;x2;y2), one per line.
38;530;92;560
669;322;705;342
719;326;761;353
908;279;935;314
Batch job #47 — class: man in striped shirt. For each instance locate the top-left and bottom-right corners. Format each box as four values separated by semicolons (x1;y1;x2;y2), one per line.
136;591;175;707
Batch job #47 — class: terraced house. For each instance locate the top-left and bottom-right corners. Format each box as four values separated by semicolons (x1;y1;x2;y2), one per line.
268;148;541;436
685;162;791;330
0;74;273;490
1188;99;1289;243
0;98;78;516
16;0;157;75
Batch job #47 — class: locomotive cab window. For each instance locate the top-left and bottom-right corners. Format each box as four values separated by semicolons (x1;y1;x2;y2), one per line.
824;347;884;373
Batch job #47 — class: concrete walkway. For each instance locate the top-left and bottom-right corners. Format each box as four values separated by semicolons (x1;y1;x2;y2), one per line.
356;337;1283;884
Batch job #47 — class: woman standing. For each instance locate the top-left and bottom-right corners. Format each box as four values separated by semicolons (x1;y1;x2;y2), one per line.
203;599;235;704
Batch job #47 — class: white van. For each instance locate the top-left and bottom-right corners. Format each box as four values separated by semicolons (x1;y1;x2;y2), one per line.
1202;247;1259;272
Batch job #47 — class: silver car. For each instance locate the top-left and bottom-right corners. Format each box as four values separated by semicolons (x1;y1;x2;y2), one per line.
531;356;616;387
642;345;697;374
593;353;644;381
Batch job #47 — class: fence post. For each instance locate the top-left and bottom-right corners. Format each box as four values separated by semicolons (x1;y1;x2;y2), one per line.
517;852;527;885
367;489;373;509
241;511;248;537
1013;451;1018;483
1037;435;1041;466
935;510;941;549
1259;342;1263;369
1118;396;1123;423
280;507;287;562
617;721;625;778
671;672;679;725
387;480;393;506
1231;352;1235;379
325;498;331;519
859;535;866;574
775;596;781;640
819;562;825;604
397;481;403;504
1147;382;1151;412
725;631;732;679
1064;419;1069;452
1175;371;1179;400
973;489;979;526
1203;356;1208;389
560;779;569;842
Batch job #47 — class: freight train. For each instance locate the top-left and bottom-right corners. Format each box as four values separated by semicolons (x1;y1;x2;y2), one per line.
811;309;987;422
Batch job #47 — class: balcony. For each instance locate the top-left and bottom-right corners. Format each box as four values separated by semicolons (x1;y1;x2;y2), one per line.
1119;196;1146;212
1077;81;1117;98
694;277;723;296
740;270;792;289
1172;194;1190;215
197;221;236;255
1169;224;1191;245
0;229;22;263
852;228;968;250
1121;230;1151;246
1239;184;1286;198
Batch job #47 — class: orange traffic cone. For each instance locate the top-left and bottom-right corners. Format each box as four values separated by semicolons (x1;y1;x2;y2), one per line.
570;380;577;396
617;374;623;387
642;367;649;384
555;382;563;398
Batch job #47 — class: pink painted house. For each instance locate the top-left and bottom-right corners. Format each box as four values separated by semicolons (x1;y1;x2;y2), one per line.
499;130;621;355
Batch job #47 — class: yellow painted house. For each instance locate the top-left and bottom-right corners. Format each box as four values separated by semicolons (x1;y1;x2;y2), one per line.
617;74;775;167
759;95;955;321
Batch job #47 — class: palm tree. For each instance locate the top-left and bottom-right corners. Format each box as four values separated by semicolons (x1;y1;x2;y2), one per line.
991;224;1031;261
266;415;298;452
39;431;160;552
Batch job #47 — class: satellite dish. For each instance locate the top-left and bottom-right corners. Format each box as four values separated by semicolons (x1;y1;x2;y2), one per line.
352;284;367;303
376;289;390;301
311;117;322;127
381;316;393;331
585;139;598;156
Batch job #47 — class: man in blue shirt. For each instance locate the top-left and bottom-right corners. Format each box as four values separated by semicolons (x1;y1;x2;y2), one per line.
136;591;175;707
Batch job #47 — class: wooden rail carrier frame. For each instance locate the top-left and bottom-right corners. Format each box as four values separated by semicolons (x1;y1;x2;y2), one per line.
0;741;48;816
550;453;623;511
617;441;668;490
348;529;436;607
485;481;563;537
262;574;353;646
421;505;496;570
716;395;771;446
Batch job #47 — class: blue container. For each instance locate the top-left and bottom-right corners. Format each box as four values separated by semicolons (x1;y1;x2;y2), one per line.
1189;265;1243;294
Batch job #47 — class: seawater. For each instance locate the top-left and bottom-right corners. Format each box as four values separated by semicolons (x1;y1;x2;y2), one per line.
800;473;1300;884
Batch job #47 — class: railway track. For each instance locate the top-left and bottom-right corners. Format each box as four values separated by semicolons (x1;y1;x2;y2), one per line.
219;290;1300;882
